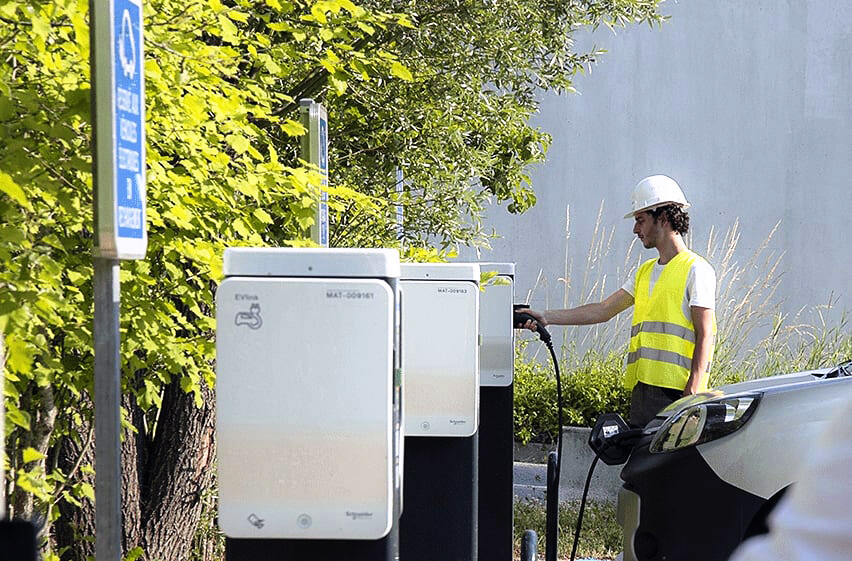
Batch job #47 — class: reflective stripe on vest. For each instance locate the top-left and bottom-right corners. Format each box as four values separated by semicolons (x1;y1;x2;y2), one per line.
627;347;692;371
624;250;715;392
630;321;696;344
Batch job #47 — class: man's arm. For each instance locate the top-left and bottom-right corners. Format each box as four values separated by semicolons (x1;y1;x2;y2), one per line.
683;306;714;395
519;289;634;329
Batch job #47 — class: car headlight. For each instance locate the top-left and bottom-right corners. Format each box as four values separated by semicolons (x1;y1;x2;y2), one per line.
649;393;761;453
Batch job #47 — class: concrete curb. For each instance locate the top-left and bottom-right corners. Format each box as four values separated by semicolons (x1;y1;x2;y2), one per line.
514;427;624;503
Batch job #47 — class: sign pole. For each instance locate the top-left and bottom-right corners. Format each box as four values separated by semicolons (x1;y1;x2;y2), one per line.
90;0;146;558
93;259;122;561
299;99;329;247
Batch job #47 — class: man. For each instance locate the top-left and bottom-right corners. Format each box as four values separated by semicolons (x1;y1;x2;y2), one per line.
519;175;716;427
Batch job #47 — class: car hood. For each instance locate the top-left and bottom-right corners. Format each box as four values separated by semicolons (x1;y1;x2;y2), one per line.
654;366;837;421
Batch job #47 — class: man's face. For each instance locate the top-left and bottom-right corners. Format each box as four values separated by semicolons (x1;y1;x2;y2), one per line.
633;211;662;249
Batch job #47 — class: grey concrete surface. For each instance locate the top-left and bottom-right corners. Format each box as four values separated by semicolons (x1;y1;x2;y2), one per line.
514;427;623;503
459;0;852;341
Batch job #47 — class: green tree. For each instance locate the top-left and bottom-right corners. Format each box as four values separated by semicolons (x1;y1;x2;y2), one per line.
321;0;666;249
0;0;663;559
1;1;410;558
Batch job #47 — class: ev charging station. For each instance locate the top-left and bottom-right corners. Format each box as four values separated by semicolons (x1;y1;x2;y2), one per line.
216;248;402;561
397;263;480;561
475;263;516;561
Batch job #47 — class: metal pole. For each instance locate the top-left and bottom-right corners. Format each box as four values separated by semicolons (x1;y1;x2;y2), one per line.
546;451;559;561
94;258;122;561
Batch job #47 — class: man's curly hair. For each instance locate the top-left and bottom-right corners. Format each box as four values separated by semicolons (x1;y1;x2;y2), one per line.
649;204;690;235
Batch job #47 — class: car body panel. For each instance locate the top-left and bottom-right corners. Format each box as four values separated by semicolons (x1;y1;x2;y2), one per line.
616;363;851;561
698;377;852;498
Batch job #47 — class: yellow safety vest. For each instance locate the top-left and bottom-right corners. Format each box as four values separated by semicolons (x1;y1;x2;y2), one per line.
624;250;716;391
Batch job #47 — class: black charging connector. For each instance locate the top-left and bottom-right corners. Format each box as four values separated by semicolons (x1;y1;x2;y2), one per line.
513;304;552;343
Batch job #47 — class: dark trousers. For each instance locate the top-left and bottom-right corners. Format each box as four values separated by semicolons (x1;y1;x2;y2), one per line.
629;381;683;427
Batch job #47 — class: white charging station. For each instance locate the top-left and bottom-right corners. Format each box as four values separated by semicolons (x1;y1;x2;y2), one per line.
473;262;516;561
216;248;400;543
399;263;480;437
478;263;515;386
398;262;481;561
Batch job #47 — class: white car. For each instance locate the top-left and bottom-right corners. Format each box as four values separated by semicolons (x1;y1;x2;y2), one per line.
613;360;852;561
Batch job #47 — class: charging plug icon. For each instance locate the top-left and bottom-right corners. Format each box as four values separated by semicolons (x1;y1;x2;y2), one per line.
235;303;263;330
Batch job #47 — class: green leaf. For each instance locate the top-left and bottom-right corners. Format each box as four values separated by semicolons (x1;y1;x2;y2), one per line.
0;172;28;205
390;61;413;81
218;14;240;44
253;209;274;224
125;547;145;561
282;119;306;136
23;447;46;464
227;11;249;24
6;405;31;430
79;482;95;501
226;134;251;154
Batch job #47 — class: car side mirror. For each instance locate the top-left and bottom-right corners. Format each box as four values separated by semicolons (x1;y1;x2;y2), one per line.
588;413;640;466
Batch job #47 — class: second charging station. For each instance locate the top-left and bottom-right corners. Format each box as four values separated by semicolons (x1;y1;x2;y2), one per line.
398;263;480;561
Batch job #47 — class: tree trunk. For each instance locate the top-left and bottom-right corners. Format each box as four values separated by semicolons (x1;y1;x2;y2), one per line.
54;379;216;561
140;380;216;561
55;430;96;561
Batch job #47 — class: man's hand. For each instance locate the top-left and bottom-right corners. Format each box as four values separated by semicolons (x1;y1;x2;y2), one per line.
515;307;547;332
682;379;702;396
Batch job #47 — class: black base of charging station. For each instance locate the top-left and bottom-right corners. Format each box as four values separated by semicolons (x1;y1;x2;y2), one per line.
226;527;398;561
399;433;478;561
0;520;38;561
478;384;515;561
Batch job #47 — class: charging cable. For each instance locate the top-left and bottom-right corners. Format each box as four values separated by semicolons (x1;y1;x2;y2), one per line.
569;428;642;561
513;308;563;559
514;306;643;561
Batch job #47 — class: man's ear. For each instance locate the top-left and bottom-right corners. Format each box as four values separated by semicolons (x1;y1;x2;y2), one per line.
655;208;671;229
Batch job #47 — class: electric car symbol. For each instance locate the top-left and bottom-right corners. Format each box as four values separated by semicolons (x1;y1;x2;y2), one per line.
118;9;136;79
607;360;852;561
247;513;264;529
234;303;262;329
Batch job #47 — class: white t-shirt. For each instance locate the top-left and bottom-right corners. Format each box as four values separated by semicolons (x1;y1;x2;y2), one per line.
621;255;716;319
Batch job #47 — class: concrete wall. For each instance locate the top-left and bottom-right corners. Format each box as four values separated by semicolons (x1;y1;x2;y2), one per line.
458;0;851;341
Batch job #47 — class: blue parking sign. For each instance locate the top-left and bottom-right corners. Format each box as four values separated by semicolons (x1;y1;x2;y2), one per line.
94;0;146;259
113;0;145;245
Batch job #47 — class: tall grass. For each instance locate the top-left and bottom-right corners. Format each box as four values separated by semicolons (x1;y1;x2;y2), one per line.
518;203;851;383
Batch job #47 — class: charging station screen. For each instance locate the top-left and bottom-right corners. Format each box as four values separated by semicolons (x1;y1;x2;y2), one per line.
216;277;394;540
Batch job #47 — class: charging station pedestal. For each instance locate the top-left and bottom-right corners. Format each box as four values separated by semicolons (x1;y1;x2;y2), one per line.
398;263;480;561
476;263;515;561
217;248;402;561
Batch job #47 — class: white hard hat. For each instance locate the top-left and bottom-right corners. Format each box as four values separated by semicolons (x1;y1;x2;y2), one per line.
624;175;690;219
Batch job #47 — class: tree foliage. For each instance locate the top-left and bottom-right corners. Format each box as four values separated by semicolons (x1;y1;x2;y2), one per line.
0;0;662;558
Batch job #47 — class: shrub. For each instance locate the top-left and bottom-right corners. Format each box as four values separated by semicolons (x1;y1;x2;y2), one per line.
513;341;630;443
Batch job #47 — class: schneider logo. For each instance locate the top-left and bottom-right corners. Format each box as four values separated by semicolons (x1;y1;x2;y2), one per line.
326;290;375;300
346;511;374;520
438;287;468;295
449;419;467;426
